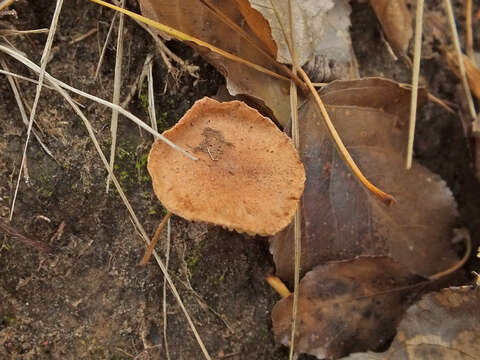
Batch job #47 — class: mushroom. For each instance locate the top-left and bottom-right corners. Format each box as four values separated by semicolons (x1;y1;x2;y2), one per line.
147;97;305;236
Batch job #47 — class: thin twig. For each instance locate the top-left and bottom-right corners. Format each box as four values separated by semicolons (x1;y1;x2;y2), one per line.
69;27;97;44
10;0;64;221
106;0;125;193
444;0;477;120
0;45;212;360
140;212;171;266
0;218;52;253
406;0;424;169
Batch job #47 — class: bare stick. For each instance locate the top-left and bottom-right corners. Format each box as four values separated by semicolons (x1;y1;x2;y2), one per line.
406;0;424;169
139;212;172;266
444;0;477;120
10;0;64;221
69;28;97;44
106;0;125;193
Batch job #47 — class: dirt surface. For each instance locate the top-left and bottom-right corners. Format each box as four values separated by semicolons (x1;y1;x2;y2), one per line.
1;1;479;360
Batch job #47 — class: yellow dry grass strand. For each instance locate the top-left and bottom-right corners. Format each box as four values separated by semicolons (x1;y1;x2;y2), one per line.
406;0;424;169
0;45;212;360
10;0;64;221
88;0;289;82
106;0;125;193
298;67;395;206
444;0;477;120
0;0;14;11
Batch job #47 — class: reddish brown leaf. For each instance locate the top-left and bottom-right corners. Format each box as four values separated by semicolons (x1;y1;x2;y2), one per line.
370;0;412;56
272;256;427;359
270;78;460;284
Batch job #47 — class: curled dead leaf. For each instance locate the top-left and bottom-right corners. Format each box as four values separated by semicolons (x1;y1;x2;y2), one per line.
370;0;412;56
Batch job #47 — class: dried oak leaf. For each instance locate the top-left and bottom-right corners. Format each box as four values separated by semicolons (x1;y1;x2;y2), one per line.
272;256;427;359
240;0;359;81
147;97;305;236
345;286;480;359
138;0;291;126
270;78;460;284
370;0;412;56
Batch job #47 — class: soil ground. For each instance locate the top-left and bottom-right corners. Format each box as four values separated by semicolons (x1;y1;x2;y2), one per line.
1;1;479;359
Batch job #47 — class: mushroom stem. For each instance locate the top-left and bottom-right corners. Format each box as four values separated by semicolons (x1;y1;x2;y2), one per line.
297;67;396;206
266;275;291;299
140;211;172;266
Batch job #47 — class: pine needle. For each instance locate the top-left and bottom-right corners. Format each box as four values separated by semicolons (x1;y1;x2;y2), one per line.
406;0;424;169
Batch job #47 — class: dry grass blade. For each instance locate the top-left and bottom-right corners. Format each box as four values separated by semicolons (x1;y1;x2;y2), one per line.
466;0;474;62
163;218;172;360
444;0;477;120
406;0;424;169
95;11;118;79
10;0;64;221
0;45;212;360
106;0;125;193
0;29;49;36
87;0;289;82
147;56;158;134
0;0;13;11
0;58;53;158
0;46;196;160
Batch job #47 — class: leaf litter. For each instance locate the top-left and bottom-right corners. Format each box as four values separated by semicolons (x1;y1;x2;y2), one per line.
0;0;478;359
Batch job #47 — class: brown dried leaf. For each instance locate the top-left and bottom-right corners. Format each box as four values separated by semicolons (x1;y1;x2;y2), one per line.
270;78;460;284
345;286;480;359
272;256;427;359
370;0;412;56
138;0;291;126
244;0;359;81
445;49;480;100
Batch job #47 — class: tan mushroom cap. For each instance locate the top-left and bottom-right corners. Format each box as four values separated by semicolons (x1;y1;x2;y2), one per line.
147;97;305;236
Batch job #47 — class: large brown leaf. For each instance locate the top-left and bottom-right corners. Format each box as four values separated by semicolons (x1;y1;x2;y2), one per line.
270;78;460;284
344;286;480;359
272;256;427;359
138;0;291;126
